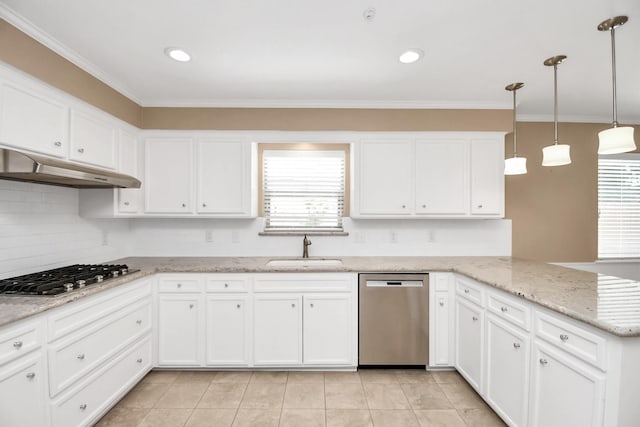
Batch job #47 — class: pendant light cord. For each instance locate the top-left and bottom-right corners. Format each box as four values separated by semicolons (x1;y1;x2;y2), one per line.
610;27;618;127
512;90;518;156
553;63;559;145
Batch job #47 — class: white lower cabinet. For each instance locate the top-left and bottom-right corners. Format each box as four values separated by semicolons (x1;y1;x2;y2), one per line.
485;314;530;427
157;295;202;366
455;298;484;391
303;294;352;365
429;272;455;367
253;294;302;366
205;295;249;366
529;340;605;427
0;351;48;427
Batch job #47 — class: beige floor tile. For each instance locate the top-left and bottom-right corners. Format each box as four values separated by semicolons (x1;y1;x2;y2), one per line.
175;371;220;384
413;409;466;427
324;371;361;384
240;382;286;409
155;382;209;409
95;407;150;426
185;408;237;427
141;370;180;385
458;407;507;426
288;371;325;383
139;408;192;427
118;383;171;408
439;382;485;409
430;371;465;385
363;383;411;409
198;382;247;409
231;408;280;427
324;382;368;409
279;409;326;427
395;370;435;384
249;371;288;383
212;371;252;383
325;409;373;427
359;369;400;384
283;382;325;409
401;383;453;410
370;409;420;427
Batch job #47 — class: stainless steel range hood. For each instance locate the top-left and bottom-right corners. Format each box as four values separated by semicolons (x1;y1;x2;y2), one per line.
0;147;141;188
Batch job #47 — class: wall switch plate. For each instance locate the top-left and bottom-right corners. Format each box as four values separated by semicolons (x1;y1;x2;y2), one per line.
427;230;436;242
205;230;213;243
390;230;398;243
231;231;240;243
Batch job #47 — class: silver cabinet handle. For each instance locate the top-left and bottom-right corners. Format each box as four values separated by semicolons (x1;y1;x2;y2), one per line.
559;334;569;342
513;342;520;349
422;204;426;208
501;306;508;313
539;358;548;366
77;353;85;360
464;289;470;294
136;319;142;325
54;141;62;147
177;283;182;288
124;201;130;206
478;204;483;208
79;404;87;411
236;304;241;309
439;301;445;307
291;303;296;308
77;148;84;153
13;341;23;349
189;304;194;309
182;203;187;208
26;372;36;380
401;204;406;208
202;203;207;207
310;303;314;308
224;283;229;288
472;316;478;321
137;358;143;363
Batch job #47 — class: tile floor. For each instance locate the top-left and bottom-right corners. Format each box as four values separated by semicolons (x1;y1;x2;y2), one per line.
96;369;506;427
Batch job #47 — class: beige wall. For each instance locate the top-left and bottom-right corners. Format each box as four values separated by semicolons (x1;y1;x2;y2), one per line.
4;18;636;263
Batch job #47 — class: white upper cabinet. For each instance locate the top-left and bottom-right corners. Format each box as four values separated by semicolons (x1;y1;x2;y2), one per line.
144;138;193;214
197;140;252;215
356;140;413;215
69;109;117;169
0;82;69;157
353;133;505;219
118;129;141;213
470;138;504;216
415;139;469;215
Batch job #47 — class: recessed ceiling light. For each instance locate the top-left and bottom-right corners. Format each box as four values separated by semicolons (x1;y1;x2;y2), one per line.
164;47;191;62
399;49;423;64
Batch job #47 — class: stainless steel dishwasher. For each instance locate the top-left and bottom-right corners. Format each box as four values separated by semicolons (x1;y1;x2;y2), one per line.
358;273;429;366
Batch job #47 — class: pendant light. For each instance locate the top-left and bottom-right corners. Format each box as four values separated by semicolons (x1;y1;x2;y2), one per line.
504;82;527;175
541;55;571;166
597;16;636;154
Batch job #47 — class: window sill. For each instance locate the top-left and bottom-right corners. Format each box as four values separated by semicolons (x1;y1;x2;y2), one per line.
259;231;349;236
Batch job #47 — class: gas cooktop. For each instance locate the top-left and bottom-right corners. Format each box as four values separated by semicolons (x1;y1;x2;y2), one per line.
0;264;137;296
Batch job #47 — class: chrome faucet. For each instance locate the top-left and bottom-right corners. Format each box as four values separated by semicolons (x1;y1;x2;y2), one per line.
302;234;312;258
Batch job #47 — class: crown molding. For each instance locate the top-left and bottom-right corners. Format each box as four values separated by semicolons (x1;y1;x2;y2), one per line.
0;4;142;104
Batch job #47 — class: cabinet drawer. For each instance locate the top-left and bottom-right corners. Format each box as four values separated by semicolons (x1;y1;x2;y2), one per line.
487;290;531;331
254;274;354;292
432;273;452;291
49;300;151;396
534;311;607;370
0;319;43;366
48;279;151;342
51;335;151;427
158;276;203;293
455;276;484;307
206;276;250;293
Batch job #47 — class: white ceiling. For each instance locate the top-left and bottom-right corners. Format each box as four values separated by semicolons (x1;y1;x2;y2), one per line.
0;0;639;123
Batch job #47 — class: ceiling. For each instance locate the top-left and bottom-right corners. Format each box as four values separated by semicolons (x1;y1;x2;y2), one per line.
0;0;638;123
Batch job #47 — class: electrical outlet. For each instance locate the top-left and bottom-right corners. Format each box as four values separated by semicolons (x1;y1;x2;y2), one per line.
205;230;213;243
390;230;398;243
427;230;436;242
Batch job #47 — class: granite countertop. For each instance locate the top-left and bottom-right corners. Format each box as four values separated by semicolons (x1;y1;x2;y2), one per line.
1;256;639;337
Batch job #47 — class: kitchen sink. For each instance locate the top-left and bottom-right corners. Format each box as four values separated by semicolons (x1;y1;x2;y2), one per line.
266;258;343;268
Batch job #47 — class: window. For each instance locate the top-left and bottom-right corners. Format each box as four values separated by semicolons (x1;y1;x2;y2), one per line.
598;155;640;258
260;144;349;233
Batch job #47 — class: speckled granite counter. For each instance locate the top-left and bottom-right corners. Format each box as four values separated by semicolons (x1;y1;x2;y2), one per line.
2;256;639;337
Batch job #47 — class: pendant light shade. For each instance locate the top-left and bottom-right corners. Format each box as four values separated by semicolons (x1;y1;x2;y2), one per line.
541;55;571;167
597;16;636;155
504;82;526;175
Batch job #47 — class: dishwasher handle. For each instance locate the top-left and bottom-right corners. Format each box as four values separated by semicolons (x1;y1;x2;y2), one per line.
366;280;424;287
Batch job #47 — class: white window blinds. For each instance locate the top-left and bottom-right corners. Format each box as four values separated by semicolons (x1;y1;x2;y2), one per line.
262;149;346;232
598;156;640;258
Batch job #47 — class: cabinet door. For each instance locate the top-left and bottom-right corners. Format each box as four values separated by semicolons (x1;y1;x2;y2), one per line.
69;109;117;169
486;315;530;427
455;298;483;391
415;140;469;215
157;295;201;366
356;140;413;215
144;138;193;213
0;351;48;427
197;141;251;214
205;295;249;366
253;294;302;366
529;341;605;427
432;290;452;366
470;138;504;216
118;129;140;213
303;294;352;365
0;82;68;157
